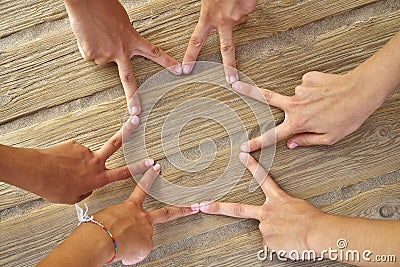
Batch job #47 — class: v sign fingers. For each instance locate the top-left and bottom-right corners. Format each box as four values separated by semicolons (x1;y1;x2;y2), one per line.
96;116;139;162
148;206;199;225
239;153;286;202
129;164;161;205
232;81;290;109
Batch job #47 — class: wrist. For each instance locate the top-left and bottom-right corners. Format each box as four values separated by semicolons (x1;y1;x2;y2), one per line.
306;212;342;254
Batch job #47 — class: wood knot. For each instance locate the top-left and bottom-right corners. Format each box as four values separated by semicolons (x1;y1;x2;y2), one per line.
379;205;397;218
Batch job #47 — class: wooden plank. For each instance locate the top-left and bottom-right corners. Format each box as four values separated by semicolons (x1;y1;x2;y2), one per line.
0;0;387;123
1;8;400;209
137;182;399;267
1;179;396;266
0;0;67;38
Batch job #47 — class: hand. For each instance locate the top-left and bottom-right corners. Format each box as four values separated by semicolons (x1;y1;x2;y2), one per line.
64;0;182;115
233;70;386;151
182;0;256;83
199;153;326;253
93;164;199;265
37;165;199;266
36;116;150;204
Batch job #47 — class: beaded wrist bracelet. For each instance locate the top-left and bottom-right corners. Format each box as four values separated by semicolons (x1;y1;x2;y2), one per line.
75;204;118;264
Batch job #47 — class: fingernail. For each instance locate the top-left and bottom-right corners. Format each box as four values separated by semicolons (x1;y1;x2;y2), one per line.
191;203;200;211
240;144;249;152
199;201;210;212
183;64;191;74
153;163;161;171
174;65;182;74
131;115;139;125
229;75;237;84
136;257;145;262
239;152;248;162
232;82;240;91
145;159;154;167
131;106;139;115
288;143;298;149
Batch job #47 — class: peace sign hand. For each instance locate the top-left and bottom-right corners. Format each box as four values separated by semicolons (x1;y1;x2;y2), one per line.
199;153;326;253
94;164;199;265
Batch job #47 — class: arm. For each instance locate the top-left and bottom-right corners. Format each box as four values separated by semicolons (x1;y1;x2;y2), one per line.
182;0;256;83
37;165;199;266
200;153;400;266
233;30;400;151
64;0;181;116
0;116;150;204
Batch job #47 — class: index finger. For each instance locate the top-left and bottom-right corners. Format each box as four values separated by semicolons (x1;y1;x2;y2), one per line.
218;26;238;84
96;116;140;161
240;122;293;152
239;153;285;200
148;206;199;224
135;36;182;75
200;201;261;220
232;81;290;110
129;164;161;205
182;21;212;74
116;58;140;115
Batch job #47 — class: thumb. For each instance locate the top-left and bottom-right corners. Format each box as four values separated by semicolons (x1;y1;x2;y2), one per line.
287;133;327;148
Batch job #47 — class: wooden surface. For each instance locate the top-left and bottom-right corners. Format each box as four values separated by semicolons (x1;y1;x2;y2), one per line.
1;0;399;266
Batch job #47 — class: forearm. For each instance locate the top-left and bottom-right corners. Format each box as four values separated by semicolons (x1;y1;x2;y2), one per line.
351;30;400;107
36;223;114;267
311;214;400;266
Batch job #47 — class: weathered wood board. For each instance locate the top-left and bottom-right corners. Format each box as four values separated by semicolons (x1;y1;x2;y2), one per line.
0;0;399;266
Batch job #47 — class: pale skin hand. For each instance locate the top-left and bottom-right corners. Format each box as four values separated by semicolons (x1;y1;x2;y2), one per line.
200;153;400;266
64;0;182;116
0;116;150;204
37;165;200;266
182;0;256;83
233;30;400;151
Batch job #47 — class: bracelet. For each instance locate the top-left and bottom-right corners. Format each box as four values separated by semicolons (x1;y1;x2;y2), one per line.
75;204;118;264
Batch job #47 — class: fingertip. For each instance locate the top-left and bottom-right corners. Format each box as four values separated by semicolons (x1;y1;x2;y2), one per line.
232;81;241;91
199;201;211;212
239;152;248;163
144;159;154;167
288;142;298;149
153;163;161;172
191;203;200;211
182;63;194;74
240;143;250;152
131;115;140;125
131;106;141;116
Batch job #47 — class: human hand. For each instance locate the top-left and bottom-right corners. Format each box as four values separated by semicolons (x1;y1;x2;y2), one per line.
93;164;199;265
36;116;149;204
182;0;256;83
233;70;386;151
64;0;182;115
199;153;326;253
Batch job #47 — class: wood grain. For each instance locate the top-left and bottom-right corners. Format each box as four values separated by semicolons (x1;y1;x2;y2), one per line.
0;0;67;38
0;0;386;124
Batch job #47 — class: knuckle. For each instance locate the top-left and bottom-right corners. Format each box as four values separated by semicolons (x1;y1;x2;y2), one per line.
121;71;135;83
232;204;244;217
262;90;273;103
190;35;204;48
221;43;234;53
150;45;161;57
302;71;319;84
161;207;173;220
209;202;220;213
